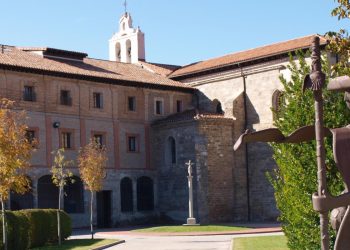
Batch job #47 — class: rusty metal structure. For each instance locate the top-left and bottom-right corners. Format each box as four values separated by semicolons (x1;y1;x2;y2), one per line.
234;37;350;250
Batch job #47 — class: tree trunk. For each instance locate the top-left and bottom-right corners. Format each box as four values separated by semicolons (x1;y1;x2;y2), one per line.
90;191;94;239
1;199;7;250
57;185;62;246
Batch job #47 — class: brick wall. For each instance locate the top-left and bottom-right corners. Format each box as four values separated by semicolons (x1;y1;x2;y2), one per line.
196;118;235;223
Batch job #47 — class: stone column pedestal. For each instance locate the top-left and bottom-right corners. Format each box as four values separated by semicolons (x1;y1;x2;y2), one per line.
184;160;200;226
184;217;200;226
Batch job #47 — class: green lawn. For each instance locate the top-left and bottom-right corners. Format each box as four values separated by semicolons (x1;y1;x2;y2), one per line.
31;239;120;250
133;225;250;232
233;235;288;250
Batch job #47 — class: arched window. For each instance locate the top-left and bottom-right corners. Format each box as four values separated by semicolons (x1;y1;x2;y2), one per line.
10;177;34;210
126;40;132;63
116;43;121;61
64;176;84;214
216;102;223;114
168;137;176;164
38;175;59;209
272;89;284;119
137;176;154;211
120;177;133;212
213;99;224;114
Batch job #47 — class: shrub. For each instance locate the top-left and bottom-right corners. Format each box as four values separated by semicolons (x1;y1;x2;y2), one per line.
21;209;71;248
0;211;30;250
268;51;350;249
0;209;71;250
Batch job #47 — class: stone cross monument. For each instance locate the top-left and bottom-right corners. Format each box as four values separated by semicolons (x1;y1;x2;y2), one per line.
184;160;199;225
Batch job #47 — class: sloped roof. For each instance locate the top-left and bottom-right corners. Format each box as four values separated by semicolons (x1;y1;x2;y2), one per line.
18;47;88;59
170;34;328;78
152;109;233;126
0;46;192;92
139;61;181;77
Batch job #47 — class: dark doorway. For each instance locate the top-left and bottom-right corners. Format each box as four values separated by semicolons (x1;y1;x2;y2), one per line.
11;177;34;210
137;176;154;211
11;191;34;210
97;191;112;228
64;176;84;214
120;177;133;212
38;175;59;209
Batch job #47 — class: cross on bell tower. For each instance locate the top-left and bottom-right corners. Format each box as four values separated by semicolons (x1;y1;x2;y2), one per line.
123;0;127;13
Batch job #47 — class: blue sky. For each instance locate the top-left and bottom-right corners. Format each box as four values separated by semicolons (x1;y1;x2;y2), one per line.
0;1;348;65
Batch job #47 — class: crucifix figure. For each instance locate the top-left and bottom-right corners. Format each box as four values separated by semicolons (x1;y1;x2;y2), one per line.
187;160;193;177
184;160;198;225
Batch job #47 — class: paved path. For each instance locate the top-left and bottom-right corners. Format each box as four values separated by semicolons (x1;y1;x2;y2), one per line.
102;234;234;250
71;225;283;250
98;232;283;250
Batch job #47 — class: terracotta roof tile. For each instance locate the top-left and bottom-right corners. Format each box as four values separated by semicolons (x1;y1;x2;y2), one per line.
152;109;233;126
18;47;88;58
0;46;192;91
139;61;181;76
170;34;328;78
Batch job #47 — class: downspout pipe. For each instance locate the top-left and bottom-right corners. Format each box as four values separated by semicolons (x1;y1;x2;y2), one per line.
239;64;251;222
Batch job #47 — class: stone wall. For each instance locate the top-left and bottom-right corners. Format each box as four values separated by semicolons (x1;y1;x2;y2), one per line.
26;167;157;228
152;116;235;224
151;121;197;222
178;59;290;222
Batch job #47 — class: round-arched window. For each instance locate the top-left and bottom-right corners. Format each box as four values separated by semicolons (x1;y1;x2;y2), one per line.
38;175;59;209
137;176;154;211
272;89;284;119
120;177;133;212
213;99;224;114
126;40;132;63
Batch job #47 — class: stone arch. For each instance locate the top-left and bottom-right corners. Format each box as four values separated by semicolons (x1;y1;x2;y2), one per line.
120;177;133;212
64;176;84;213
10;176;34;210
213;99;224;114
115;42;121;62
38;175;59;209
126;39;132;63
165;136;176;165
137;176;154;211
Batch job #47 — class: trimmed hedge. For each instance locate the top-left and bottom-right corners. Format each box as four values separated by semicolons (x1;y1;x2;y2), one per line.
0;209;71;250
0;211;30;250
22;209;71;248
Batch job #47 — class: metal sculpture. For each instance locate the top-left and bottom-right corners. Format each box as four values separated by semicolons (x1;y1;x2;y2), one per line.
234;37;350;250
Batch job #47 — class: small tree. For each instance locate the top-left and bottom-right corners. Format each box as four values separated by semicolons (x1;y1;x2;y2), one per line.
269;51;350;249
51;148;73;246
0;99;33;250
78;139;107;239
326;0;350;77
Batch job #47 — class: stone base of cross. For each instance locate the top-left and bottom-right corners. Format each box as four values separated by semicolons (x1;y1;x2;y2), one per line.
183;217;200;226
